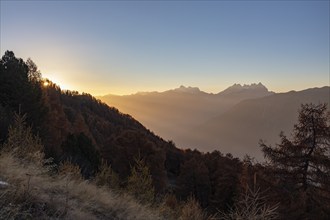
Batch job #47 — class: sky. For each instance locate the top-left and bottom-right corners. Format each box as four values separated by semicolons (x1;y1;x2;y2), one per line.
1;0;329;95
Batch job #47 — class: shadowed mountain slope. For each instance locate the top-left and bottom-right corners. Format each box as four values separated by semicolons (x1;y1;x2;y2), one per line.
186;87;329;160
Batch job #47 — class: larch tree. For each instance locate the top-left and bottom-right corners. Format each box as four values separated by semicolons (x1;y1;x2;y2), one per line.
260;103;330;219
126;156;155;204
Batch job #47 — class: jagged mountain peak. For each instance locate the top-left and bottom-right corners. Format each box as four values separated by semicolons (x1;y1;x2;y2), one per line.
172;85;202;94
220;82;269;95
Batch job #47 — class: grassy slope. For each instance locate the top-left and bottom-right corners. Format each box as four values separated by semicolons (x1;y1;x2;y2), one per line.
0;152;163;220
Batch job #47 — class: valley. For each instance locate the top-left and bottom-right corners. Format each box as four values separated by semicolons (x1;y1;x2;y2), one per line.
100;85;329;160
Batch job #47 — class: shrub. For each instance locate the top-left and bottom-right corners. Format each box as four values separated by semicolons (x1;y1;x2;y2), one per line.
218;188;279;220
58;160;82;181
95;159;120;190
179;196;210;220
158;193;180;219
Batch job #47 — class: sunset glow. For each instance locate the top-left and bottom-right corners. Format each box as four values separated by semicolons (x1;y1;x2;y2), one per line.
1;1;329;95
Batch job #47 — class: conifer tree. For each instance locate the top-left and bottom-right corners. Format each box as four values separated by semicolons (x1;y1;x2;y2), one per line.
2;113;43;157
260;103;330;218
127;157;155;204
0;51;46;136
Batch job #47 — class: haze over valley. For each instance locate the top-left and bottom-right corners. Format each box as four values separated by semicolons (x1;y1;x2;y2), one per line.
99;84;329;160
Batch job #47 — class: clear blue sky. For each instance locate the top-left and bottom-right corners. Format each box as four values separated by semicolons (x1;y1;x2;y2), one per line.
1;0;329;95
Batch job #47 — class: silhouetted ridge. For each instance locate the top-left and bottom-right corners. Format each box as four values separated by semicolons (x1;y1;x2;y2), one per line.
173;85;202;94
219;82;270;95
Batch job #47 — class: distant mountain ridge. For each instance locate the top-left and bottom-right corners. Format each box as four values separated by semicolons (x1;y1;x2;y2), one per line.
99;83;274;153
219;82;272;95
99;85;329;160
183;86;330;160
173;85;203;94
119;83;272;96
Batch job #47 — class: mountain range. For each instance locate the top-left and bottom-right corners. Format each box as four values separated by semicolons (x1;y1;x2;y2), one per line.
99;84;329;160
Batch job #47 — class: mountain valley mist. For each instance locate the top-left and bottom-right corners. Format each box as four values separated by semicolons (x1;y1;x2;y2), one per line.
99;85;329;160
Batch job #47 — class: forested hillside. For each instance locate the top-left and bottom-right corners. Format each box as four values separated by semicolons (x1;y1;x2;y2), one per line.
1;51;329;219
0;51;244;212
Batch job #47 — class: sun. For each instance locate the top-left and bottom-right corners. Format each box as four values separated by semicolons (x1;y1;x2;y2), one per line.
42;71;70;90
43;81;50;87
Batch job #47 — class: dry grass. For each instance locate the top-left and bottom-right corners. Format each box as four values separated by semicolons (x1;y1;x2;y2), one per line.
0;151;163;220
178;196;212;220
